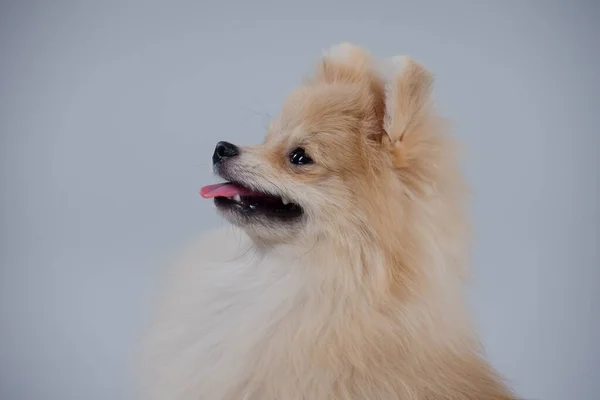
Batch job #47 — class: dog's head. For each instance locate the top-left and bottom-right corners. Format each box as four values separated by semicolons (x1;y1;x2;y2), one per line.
201;43;457;245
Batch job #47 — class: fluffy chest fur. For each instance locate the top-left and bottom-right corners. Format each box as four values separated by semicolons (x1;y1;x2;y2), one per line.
140;229;307;399
138;228;513;400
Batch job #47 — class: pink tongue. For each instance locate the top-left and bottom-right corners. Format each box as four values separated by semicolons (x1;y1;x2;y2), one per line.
200;183;260;199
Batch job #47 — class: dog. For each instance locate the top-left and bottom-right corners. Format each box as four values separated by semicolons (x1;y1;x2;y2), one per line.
138;43;519;400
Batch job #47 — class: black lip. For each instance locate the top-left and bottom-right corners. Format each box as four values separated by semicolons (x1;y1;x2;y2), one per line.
214;189;303;221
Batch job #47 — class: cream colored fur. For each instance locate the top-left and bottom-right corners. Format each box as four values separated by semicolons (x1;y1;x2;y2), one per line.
138;43;519;400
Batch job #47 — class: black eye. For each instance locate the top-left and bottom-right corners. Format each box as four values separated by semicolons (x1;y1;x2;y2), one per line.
289;147;313;165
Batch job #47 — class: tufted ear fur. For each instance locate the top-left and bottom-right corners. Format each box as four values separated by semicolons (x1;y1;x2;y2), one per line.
312;42;378;86
381;56;435;168
310;42;387;137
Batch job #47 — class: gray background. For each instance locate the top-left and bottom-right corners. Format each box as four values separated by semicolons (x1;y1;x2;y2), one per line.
1;1;598;399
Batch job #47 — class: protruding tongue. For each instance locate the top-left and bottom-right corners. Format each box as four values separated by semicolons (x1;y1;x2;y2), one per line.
200;183;260;199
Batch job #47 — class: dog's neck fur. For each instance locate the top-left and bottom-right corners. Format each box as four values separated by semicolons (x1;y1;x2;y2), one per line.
219;227;515;400
140;195;517;400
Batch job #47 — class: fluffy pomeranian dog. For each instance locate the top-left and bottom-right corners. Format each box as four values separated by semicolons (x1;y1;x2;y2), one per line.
139;43;519;400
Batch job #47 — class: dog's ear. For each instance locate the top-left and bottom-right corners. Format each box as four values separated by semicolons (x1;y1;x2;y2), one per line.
312;42;377;86
381;56;434;168
310;43;387;134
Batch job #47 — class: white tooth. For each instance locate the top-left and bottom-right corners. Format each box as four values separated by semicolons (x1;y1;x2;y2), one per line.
233;195;241;202
281;197;289;205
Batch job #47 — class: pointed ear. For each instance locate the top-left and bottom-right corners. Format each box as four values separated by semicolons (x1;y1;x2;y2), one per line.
309;43;387;135
381;56;434;168
312;42;377;86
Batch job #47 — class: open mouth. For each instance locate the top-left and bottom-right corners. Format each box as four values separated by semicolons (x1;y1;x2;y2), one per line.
200;182;303;220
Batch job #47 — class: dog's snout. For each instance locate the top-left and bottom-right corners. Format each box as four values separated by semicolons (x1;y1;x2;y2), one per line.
213;141;239;164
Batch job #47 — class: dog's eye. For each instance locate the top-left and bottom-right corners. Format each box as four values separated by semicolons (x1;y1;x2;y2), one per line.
289;148;313;165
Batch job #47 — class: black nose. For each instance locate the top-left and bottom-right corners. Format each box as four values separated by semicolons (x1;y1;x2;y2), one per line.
213;141;239;164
